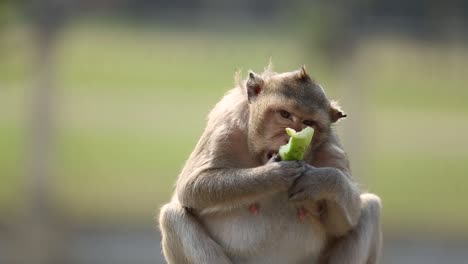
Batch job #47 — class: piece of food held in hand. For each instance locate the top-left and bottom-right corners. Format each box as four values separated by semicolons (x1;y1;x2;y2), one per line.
249;126;314;218
278;127;314;161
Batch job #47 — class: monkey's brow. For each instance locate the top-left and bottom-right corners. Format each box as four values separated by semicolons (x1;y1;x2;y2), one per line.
273;101;322;120
276;97;319;116
295;108;322;120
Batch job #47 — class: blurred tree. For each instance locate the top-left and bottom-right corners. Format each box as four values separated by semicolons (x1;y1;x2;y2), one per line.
15;1;72;263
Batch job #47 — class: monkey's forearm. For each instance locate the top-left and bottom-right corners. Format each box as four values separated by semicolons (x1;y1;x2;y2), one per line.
289;166;362;235
321;167;362;233
176;166;283;211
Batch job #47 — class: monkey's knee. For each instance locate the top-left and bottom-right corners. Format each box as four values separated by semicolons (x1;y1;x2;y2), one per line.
159;203;232;264
360;193;381;221
360;193;382;263
159;202;185;231
159;203;191;264
359;193;382;239
159;202;191;248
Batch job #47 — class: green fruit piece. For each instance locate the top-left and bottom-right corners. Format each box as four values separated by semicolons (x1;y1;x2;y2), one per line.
278;127;314;161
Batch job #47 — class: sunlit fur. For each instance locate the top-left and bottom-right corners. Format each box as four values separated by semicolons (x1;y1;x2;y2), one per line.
159;65;382;264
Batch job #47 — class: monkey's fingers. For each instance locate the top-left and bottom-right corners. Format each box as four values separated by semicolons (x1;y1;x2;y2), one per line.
288;182;320;202
288;189;309;202
268;153;282;163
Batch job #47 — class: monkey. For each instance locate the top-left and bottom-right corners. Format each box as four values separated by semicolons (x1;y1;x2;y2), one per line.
158;65;382;264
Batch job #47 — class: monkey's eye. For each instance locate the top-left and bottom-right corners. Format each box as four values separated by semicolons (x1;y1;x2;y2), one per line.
279;110;292;119
303;120;316;127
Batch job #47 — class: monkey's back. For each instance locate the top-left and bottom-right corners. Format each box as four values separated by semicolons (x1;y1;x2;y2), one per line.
199;192;327;264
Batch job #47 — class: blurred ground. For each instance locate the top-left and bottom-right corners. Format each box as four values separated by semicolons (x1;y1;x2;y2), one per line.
1;13;468;263
1;228;468;264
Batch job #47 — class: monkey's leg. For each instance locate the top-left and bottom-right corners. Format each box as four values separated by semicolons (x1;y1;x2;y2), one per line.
159;202;232;264
325;193;382;264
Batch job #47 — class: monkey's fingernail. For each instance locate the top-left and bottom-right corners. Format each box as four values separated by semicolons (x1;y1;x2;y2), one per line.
273;154;281;162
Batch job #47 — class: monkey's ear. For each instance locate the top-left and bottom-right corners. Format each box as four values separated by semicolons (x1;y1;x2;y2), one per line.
246;71;264;102
329;101;347;123
296;65;310;81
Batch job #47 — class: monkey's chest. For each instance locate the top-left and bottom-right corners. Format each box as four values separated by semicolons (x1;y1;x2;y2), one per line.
200;193;326;264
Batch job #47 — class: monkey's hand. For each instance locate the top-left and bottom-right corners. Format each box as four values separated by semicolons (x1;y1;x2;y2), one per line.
287;166;345;201
287;166;362;235
177;157;305;211
266;154;306;189
247;156;305;215
264;158;306;190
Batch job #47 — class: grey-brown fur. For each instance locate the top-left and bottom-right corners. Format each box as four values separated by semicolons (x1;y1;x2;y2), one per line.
159;66;382;264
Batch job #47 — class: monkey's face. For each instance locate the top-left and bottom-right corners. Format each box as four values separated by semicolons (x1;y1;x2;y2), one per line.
246;67;346;164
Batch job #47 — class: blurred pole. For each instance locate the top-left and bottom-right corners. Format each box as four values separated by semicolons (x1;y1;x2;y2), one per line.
22;24;58;264
17;18;59;264
14;1;69;263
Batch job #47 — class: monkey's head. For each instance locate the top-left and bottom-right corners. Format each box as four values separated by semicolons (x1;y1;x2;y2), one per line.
245;66;346;164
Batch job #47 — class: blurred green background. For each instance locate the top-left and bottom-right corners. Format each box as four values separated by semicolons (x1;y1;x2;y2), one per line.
1;0;468;263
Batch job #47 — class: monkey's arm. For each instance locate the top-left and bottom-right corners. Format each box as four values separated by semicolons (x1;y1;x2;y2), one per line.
177;161;304;212
289;165;362;235
291;141;362;236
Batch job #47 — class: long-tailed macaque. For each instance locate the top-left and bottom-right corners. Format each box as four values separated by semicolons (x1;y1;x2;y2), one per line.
158;65;382;264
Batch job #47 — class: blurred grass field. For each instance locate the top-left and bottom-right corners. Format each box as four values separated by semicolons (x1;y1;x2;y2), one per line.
1;21;467;234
